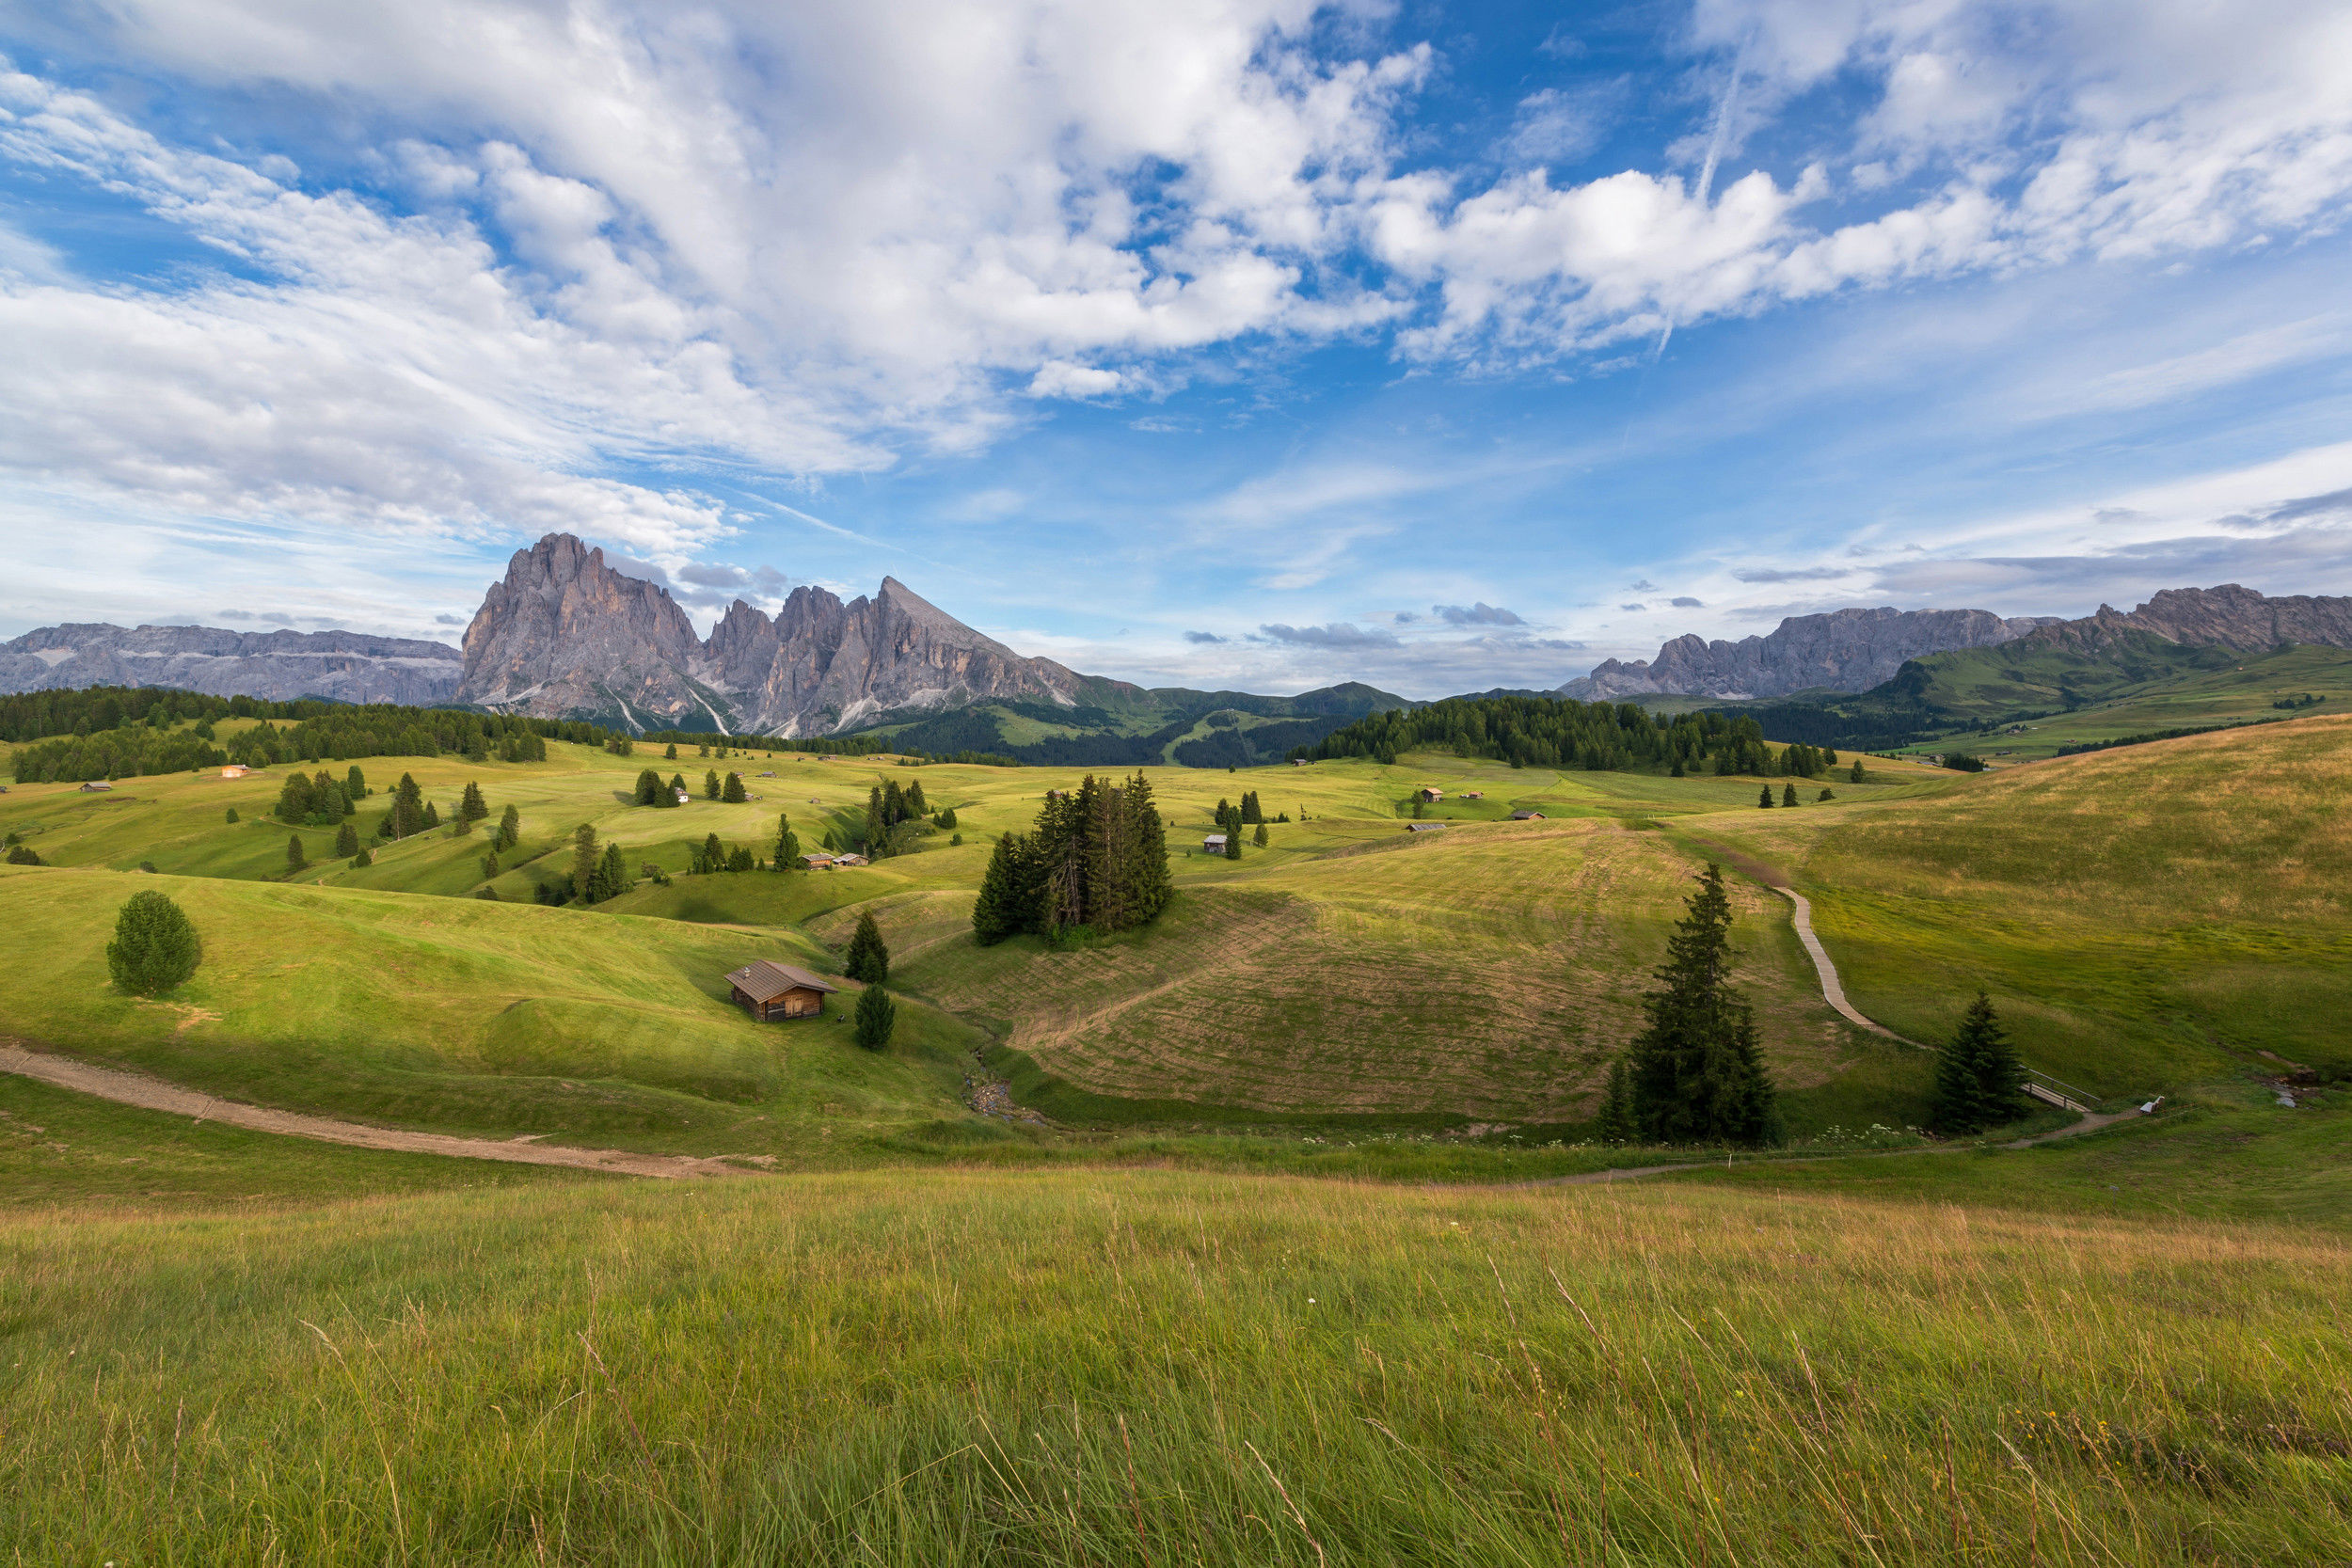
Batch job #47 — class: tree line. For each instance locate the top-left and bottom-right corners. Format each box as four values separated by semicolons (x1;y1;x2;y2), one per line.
1301;696;1839;778
972;773;1172;942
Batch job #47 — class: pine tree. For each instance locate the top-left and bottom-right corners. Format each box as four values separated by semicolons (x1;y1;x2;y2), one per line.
774;813;800;868
496;804;521;851
1933;993;2026;1132
1224;827;1242;860
335;821;358;857
353;847;372;868
635;768;662;806
723;771;748;803
1850;758;1867;784
1253;823;1268;847
665;742;678;760
1818;787;1835;801
571;824;600;902
460;781;488;821
345;765;368;800
845;910;890;984
700;832;724;874
481;849;500;882
906;779;929;816
390;772;422;832
1625;864;1781;1148
972;833;1029;943
705;769;721;800
1782;783;1799;807
225;806;239;824
937;807;959;830
669;774;688;802
1758;784;1773;808
285;833;306;873
276;771;313;823
1670;758;1685;778
105;889;201;994
1594;1057;1638;1145
598;841;629;897
853;984;898;1050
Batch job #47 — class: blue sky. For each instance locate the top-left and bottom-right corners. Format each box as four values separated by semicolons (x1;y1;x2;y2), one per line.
3;0;2350;696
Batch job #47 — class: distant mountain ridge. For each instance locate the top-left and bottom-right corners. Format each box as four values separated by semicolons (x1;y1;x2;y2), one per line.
0;623;461;705
1561;607;2058;701
1561;585;2352;702
455;532;1138;736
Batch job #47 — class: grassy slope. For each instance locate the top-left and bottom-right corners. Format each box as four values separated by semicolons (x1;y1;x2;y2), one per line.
0;863;978;1158
1884;641;2352;760
1689;714;2352;1097
3;1166;2344;1565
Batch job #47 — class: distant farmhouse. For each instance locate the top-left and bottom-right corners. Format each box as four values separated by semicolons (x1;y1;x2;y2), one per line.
1406;821;1443;832
1510;809;1545;821
1202;833;1228;852
1416;786;1444;802
725;960;838;1022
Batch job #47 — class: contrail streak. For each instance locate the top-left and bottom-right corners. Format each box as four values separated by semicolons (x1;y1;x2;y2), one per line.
1652;37;1748;364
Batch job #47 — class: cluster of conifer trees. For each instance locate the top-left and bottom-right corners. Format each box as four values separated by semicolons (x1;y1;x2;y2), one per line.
971;773;1172;942
1304;696;1838;780
859;777;929;859
276;766;368;827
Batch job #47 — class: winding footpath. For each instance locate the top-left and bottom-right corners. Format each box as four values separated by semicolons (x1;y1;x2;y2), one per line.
0;1043;757;1180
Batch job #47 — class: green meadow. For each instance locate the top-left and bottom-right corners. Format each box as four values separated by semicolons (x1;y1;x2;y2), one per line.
1;716;2347;1561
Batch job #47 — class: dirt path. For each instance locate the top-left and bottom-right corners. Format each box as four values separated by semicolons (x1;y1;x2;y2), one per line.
0;1043;759;1180
1773;885;1927;1045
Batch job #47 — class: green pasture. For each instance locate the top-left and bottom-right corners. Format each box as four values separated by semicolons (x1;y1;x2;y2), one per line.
3;1164;2344;1565
1691;713;2352;1096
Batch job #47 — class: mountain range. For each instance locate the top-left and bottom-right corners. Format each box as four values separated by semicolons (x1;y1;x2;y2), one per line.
5;531;2349;761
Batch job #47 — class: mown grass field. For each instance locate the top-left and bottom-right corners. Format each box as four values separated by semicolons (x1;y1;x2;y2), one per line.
4;1162;2345;1565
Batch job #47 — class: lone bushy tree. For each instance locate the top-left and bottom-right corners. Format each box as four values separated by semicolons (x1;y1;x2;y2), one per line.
1625;864;1781;1148
1782;782;1799;807
1757;785;1773;808
285;833;307;873
845;910;890;984
853;983;898;1050
106;889;200;995
334;821;358;857
773;812;800;868
1931;993;2029;1133
723;771;748;804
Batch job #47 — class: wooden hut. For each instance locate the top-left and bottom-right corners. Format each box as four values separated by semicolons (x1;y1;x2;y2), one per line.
725;959;839;1022
1510;809;1546;821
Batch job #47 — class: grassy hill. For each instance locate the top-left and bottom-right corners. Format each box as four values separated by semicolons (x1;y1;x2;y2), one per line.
1688;714;2352;1096
1738;636;2352;760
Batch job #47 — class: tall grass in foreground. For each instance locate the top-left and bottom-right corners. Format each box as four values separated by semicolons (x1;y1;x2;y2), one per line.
3;1171;2345;1563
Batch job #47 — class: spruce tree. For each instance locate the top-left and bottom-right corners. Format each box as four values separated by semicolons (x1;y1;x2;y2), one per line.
1625;864;1781;1148
774;813;800;867
1758;784;1773;808
853;983;898;1050
1818;787;1835;801
571;824;600;902
635;768;662;806
906;779;928;816
285;834;306;873
423;800;439;829
353;847;372;868
460;781;488;822
1782;782;1799;807
665;742;678;760
669;774;688;802
345;765;367;800
1594;1057;1638;1145
845;909;890;984
598;841;628;897
225;806;239;824
1224;827;1242;860
335;821;358;858
723;771;748;804
496;804;521;851
972;832;1028;943
105;889;201;994
481;849;500;882
1933;993;2026;1132
1849;758;1867;784
705;769;721;800
1253;823;1268;847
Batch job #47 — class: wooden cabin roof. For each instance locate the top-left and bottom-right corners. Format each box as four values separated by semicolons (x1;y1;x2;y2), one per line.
725;959;840;1003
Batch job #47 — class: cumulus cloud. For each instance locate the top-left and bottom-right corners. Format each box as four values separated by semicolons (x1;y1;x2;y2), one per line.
433;612;465;626
1671;595;1705;607
1432;601;1526;626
